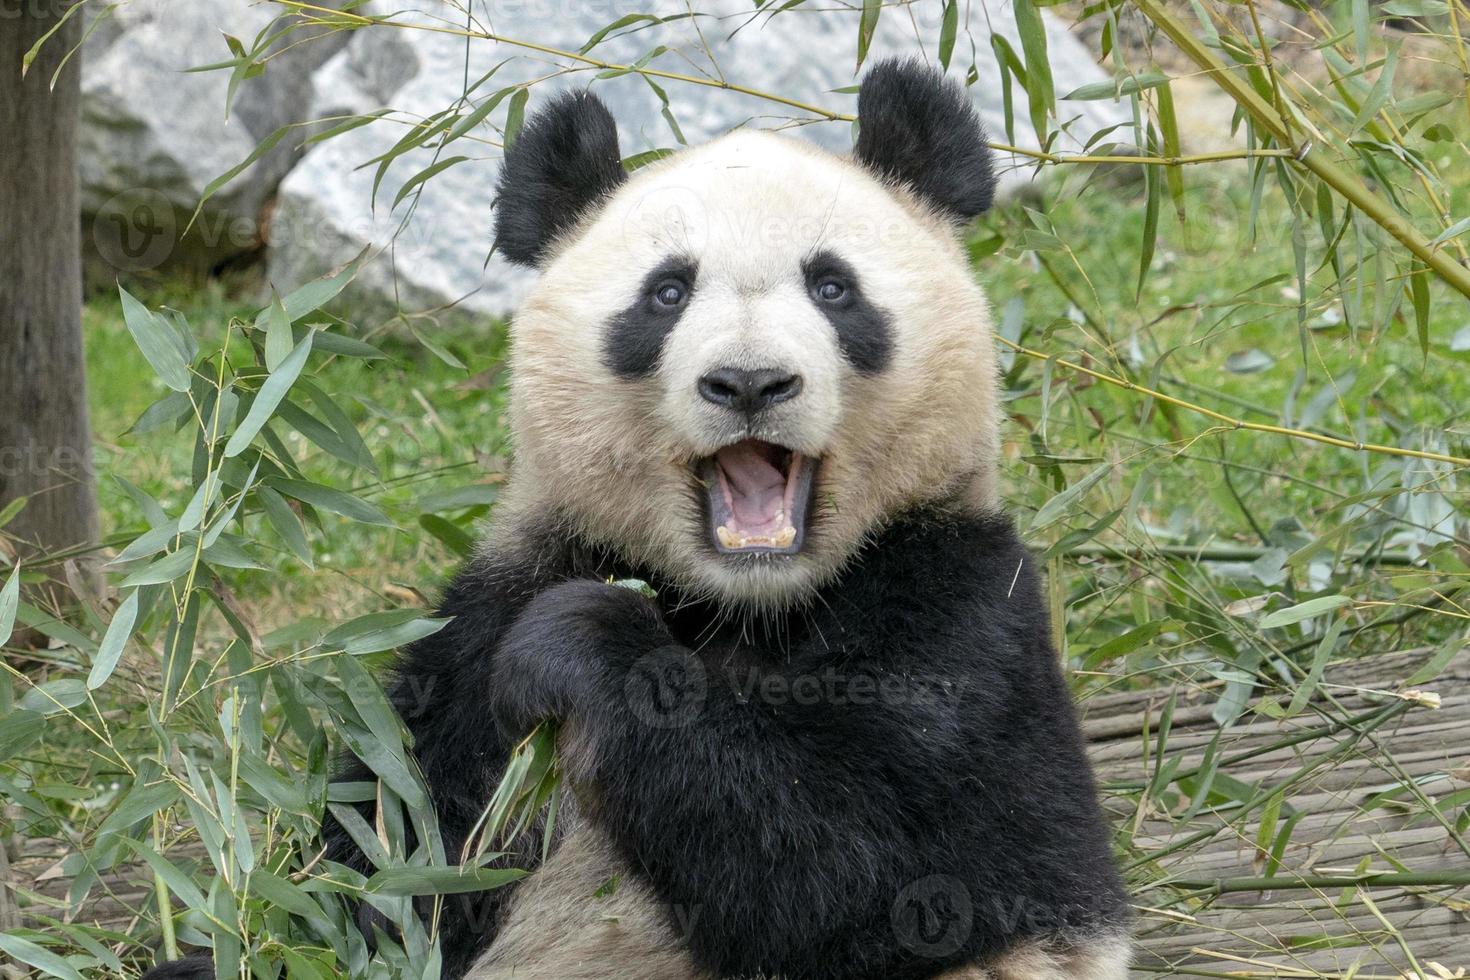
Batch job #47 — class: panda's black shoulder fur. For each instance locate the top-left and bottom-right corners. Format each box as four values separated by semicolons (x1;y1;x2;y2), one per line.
855;58;997;222
493;89;626;266
310;503;1127;979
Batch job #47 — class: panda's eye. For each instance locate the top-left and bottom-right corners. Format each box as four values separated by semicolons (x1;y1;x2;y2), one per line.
814;278;847;303
652;280;688;309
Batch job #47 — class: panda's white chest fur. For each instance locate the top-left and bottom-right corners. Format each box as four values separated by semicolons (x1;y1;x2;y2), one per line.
467;810;707;980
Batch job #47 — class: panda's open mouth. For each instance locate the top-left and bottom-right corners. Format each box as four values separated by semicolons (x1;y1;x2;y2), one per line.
701;440;817;555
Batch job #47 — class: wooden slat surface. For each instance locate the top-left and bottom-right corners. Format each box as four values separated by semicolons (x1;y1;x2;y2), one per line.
1084;647;1470;975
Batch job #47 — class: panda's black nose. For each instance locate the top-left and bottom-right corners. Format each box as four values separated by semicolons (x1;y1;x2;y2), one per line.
698;368;803;415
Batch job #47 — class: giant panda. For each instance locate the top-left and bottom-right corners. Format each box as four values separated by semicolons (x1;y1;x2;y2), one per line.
145;59;1130;980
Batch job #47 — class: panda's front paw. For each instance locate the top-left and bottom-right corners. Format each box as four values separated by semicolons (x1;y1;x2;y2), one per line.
491;579;670;740
140;955;214;980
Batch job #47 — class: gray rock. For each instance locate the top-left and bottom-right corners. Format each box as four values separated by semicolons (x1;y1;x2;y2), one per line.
80;0;348;274
267;0;1130;319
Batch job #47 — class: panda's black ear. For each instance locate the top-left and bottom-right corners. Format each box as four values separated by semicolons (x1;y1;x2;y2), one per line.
493;90;627;266
854;58;996;222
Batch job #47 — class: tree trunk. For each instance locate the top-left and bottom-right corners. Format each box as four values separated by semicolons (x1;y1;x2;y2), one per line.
0;2;100;582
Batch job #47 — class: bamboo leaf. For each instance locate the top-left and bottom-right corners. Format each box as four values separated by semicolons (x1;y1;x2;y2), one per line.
1285;617;1345;715
119;546;196;588
1409;259;1430;359
938;0;959;70
0;562;19;648
445;85;515;143
1404;638;1464;686
1429;215;1470;246
116;837;208;911
305;108;391;146
1138;127;1161;298
0;497;25;530
301;380;377;475
257;484;311;567
187;124;290;234
264;289;293;372
411;323;467;370
258;248;369;330
96;781;178;839
19;678;88;714
856;0;881;71
1062;72;1170;101
224;331;315;458
420;514;475;557
269;479;394;527
1013;0;1054;139
0;934;87;980
1156;78;1185;220
365;865;526;897
1260;595;1351;629
366;111;455;210
1030;462;1111;531
322;609;430;649
342;617;449;656
503;88;530;150
580;13;664;53
1348;45;1398;136
0;709;44;762
87;590;140;690
19;0;87;77
392;155;470;210
119;287;193;392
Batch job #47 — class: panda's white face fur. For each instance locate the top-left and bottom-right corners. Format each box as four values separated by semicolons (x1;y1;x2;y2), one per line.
493;64;1001;609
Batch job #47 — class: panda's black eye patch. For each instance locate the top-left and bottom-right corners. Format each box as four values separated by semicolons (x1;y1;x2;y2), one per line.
802;250;892;374
604;257;697;378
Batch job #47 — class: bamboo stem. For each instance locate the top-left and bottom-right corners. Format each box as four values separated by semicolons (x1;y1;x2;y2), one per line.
1066;542;1421;566
1166;870;1470;893
152;812;179;961
998;336;1470;468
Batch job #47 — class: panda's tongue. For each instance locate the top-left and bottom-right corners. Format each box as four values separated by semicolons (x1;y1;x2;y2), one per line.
716;441;788;533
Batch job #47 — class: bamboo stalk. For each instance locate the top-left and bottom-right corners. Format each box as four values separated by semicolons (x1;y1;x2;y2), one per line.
151;812;179;962
1066;542;1422;566
998;336;1470;468
1165;870;1470;893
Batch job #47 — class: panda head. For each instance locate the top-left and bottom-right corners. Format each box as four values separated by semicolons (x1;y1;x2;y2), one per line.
494;59;1001;609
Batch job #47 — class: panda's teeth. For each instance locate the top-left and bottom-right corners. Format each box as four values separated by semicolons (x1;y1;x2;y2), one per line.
716;524;798;550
